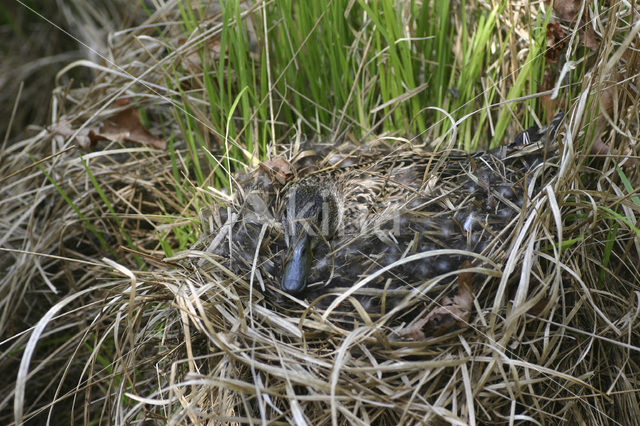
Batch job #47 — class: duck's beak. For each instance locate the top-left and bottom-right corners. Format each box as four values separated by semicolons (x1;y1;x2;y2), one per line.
281;232;312;293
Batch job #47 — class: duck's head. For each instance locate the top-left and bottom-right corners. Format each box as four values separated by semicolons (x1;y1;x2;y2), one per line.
281;180;342;294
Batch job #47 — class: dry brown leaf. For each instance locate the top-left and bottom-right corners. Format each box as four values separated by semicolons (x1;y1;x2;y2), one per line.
91;97;165;149
553;0;582;23
259;157;293;185
396;261;474;340
591;139;638;169
50;98;165;150
551;0;600;50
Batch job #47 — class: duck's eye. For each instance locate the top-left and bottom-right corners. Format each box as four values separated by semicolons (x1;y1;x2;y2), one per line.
316;208;324;234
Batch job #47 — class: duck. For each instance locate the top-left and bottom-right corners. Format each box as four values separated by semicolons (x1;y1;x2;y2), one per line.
204;114;563;325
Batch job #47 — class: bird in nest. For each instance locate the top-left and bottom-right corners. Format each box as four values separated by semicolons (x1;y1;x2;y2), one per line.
200;114;563;327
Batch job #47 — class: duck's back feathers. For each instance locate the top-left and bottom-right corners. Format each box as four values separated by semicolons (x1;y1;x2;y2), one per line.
204;115;563;324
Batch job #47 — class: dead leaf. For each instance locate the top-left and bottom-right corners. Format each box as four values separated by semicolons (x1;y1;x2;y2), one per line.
90;97;165;149
396;261;475;340
591;138;637;169
49;98;166;150
553;0;582;23
259;157;293;185
550;0;600;50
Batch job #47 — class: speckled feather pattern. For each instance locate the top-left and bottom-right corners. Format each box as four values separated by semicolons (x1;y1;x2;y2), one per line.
201;115;562;324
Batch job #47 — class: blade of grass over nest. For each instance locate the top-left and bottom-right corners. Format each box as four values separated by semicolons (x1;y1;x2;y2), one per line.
615;164;640;207
598;206;640;239
541;235;584;253
224;87;250;196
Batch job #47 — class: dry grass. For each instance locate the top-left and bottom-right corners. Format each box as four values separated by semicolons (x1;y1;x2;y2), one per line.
1;1;639;424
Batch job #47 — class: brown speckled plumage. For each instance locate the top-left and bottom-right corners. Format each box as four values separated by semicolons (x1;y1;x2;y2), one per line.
199;114;563;326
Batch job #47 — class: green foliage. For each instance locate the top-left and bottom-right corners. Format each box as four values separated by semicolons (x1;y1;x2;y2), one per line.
170;0;553;169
